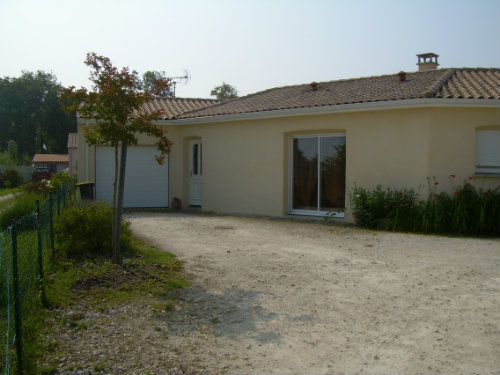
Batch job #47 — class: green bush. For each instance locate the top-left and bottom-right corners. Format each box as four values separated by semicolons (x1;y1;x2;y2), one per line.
0;168;23;188
49;171;74;191
351;180;500;236
54;201;133;260
0;152;32;166
0;193;41;228
24;180;52;196
0;151;18;166
24;172;75;197
350;185;417;231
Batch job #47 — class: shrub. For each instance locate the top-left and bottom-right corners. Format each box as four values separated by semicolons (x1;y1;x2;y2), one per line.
24;172;75;197
54;201;133;260
49;171;74;192
0;168;23;188
0;193;42;228
351;181;500;236
24;180;52;196
351;185;418;230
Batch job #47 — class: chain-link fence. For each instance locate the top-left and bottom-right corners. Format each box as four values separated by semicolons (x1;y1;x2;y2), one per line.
1;181;76;375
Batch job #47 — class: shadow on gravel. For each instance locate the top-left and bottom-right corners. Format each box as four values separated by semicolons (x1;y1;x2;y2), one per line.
162;286;315;345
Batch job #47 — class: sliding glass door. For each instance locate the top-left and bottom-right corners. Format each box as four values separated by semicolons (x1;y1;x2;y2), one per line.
291;135;346;216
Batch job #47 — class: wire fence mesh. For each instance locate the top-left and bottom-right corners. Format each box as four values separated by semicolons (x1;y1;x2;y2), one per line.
1;181;76;375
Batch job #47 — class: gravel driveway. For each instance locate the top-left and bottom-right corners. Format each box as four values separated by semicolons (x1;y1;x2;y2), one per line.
128;212;500;375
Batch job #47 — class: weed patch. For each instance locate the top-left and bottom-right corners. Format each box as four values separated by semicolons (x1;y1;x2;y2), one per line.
35;236;187;372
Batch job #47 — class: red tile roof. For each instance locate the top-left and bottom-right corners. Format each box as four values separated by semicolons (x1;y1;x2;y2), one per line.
75;68;499;123
175;68;500;120
77;97;219;120
435;69;500;99
141;97;219;119
33;154;69;163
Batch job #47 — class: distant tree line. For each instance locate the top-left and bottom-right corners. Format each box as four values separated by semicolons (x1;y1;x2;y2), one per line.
0;70;239;165
0;71;77;161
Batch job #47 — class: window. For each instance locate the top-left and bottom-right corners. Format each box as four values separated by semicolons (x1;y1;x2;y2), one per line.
476;129;500;175
291;135;346;216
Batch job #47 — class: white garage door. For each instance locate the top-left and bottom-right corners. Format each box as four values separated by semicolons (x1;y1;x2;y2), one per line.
96;146;169;208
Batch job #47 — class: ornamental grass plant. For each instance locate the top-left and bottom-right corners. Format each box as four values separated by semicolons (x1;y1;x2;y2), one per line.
351;176;500;236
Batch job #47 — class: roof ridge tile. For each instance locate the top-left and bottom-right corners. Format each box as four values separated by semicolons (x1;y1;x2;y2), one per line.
421;69;456;98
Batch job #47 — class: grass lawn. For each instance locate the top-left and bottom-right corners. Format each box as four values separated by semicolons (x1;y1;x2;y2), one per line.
0;187;22;197
32;235;187;374
0;194;18;213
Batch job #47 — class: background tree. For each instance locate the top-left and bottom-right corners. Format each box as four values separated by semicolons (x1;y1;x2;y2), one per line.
7;140;18;161
210;82;238;100
139;71;174;97
61;53;173;264
0;71;76;158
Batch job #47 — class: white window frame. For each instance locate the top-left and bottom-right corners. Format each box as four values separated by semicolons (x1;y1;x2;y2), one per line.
289;134;346;217
475;129;500;175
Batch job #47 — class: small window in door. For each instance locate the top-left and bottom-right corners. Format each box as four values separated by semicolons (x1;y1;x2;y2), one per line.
193;143;199;175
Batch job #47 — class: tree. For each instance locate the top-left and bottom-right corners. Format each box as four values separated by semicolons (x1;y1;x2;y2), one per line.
210;82;238;100
140;71;174;97
61;53;173;264
7;140;18;161
0;71;76;156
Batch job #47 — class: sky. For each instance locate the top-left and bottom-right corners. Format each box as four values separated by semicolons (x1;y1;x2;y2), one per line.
0;0;499;99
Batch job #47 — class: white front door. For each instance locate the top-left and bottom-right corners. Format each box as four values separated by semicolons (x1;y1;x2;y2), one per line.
189;140;202;206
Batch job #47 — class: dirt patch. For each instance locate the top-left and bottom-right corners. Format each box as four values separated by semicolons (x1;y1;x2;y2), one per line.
127;212;500;375
69;259;178;292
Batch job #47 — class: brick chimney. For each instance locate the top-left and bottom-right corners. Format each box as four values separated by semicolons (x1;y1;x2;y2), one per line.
417;53;439;72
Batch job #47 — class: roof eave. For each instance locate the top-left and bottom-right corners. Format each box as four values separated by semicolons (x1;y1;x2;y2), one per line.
157;98;500;126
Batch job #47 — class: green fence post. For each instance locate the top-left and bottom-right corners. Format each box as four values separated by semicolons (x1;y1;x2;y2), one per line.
49;194;54;250
11;225;24;375
36;200;47;306
63;184;67;208
56;189;61;216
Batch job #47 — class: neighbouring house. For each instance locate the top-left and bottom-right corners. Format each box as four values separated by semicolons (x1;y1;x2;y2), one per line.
76;54;500;223
32;153;69;173
68;133;78;176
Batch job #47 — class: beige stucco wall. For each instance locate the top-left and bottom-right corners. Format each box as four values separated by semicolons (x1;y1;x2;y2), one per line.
77;105;500;223
426;108;500;192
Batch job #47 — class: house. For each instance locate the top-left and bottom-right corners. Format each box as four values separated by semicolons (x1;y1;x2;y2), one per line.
67;133;78;176
32;153;69;173
76;54;500;223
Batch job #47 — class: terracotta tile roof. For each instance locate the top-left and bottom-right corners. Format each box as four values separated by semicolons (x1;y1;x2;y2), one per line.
138;97;219;120
174;68;500;120
77;97;219;120
33;154;69;163
435;69;500;99
76;68;499;122
67;133;78;148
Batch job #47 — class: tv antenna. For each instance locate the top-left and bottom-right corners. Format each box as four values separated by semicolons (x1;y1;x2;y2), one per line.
170;69;191;97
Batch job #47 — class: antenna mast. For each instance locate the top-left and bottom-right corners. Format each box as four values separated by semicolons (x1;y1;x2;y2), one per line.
169;70;191;97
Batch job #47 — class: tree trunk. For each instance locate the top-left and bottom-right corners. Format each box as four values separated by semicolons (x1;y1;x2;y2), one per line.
113;141;128;264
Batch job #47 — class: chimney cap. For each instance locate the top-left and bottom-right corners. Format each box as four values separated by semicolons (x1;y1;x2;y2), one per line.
417;52;439;71
417;52;439;59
